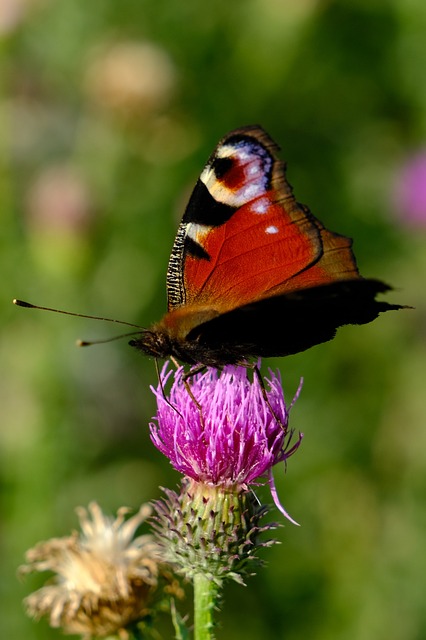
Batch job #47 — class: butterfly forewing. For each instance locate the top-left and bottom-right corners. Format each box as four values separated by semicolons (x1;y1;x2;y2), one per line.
166;126;359;314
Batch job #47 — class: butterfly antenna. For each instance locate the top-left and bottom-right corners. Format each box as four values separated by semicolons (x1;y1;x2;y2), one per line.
13;298;144;329
13;298;146;349
76;330;143;347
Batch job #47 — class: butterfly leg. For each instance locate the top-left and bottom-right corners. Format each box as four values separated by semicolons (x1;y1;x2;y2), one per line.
155;357;186;422
249;362;287;431
181;363;206;427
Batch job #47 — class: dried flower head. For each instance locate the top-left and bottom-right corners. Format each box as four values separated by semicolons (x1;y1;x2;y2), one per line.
20;502;164;639
150;363;302;522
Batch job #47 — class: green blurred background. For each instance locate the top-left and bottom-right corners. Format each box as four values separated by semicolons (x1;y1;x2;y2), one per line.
1;0;425;638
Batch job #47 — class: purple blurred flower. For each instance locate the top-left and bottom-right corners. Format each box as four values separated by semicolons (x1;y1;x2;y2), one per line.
26;166;94;235
150;363;302;524
393;149;426;227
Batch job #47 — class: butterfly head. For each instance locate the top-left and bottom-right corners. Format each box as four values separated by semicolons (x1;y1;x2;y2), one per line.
128;310;236;367
129;328;173;360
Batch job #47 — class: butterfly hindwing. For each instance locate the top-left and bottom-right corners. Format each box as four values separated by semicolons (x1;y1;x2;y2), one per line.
186;279;402;360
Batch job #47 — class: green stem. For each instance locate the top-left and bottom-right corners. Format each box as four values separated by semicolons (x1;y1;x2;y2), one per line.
193;573;220;640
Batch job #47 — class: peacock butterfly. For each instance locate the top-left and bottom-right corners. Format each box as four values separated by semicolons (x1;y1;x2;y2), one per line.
129;125;403;367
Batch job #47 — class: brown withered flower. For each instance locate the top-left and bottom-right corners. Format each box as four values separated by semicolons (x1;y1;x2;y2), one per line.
20;502;167;638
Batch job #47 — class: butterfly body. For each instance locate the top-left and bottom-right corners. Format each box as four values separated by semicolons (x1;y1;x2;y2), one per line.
131;126;402;366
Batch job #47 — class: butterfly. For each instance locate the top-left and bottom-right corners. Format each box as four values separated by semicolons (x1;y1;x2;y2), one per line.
130;125;403;367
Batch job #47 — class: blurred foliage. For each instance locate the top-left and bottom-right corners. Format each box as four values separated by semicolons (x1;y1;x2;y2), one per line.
1;0;425;638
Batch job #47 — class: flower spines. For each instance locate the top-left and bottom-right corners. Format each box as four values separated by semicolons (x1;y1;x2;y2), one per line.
152;480;280;585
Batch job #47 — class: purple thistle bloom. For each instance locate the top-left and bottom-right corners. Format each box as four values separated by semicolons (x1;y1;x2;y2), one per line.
150;363;303;524
393;149;426;227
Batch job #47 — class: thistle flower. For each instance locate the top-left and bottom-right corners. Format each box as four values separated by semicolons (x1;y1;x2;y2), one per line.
149;363;302;584
20;502;167;639
150;363;302;520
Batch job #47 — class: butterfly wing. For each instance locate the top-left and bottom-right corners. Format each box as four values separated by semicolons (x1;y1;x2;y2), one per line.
166;125;360;314
132;125;403;366
185;279;404;361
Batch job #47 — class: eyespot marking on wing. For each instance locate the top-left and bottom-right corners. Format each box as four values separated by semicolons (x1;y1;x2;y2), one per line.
200;135;274;208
